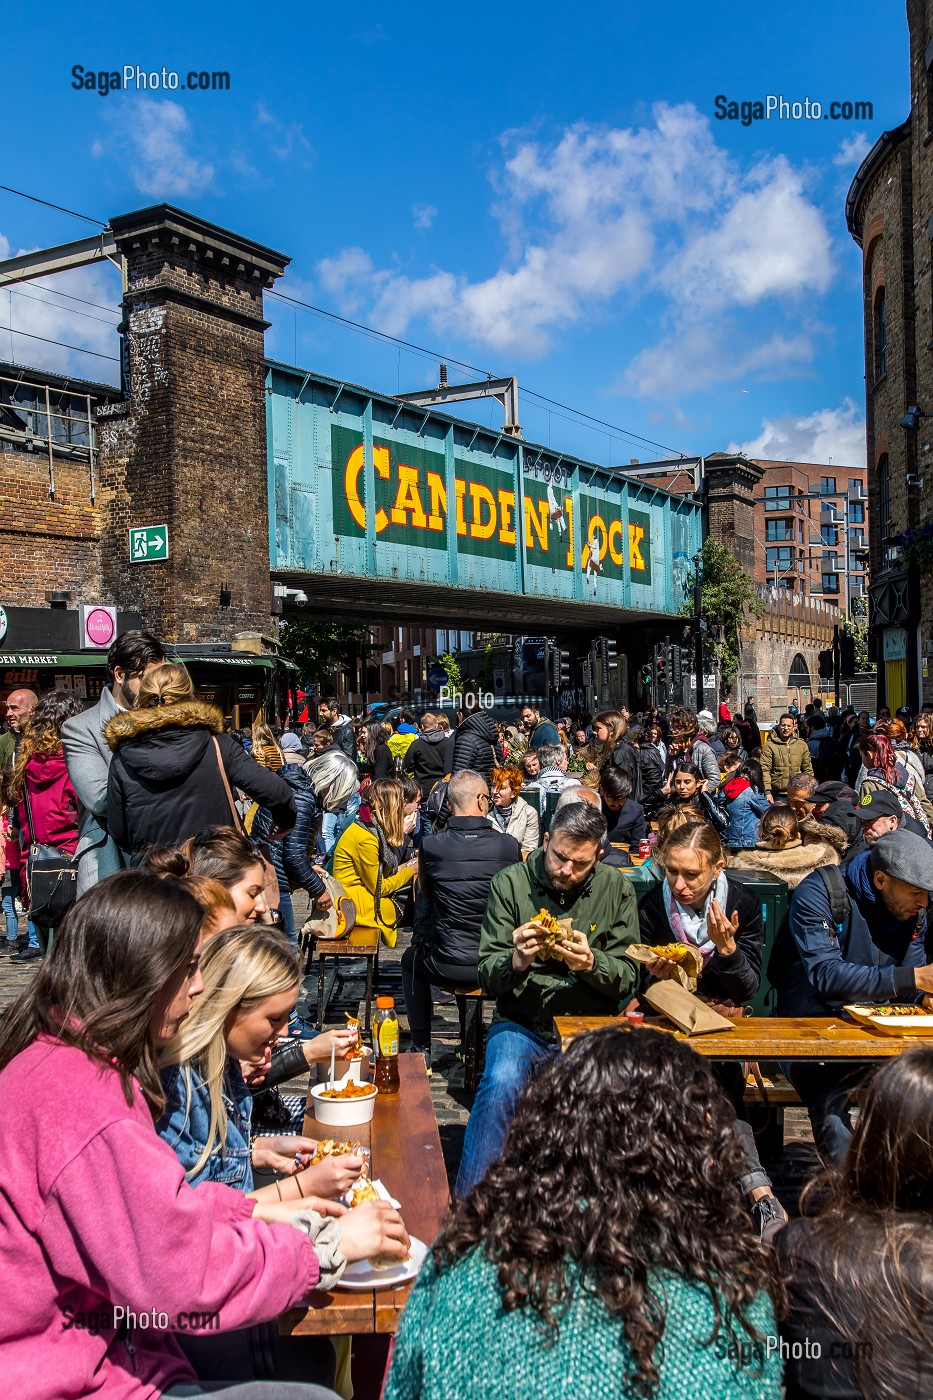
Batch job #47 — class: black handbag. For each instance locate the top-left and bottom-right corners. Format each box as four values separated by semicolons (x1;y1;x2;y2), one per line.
23;786;78;929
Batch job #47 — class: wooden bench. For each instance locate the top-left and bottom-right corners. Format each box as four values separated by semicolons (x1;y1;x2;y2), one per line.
312;925;381;1035
452;986;488;1094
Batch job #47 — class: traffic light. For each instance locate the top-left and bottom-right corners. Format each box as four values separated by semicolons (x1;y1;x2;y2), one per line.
640;662;653;691
839;632;857;677
554;649;571;685
605;637;618;672
818;649;833;681
656;647;667;681
671;644;682;687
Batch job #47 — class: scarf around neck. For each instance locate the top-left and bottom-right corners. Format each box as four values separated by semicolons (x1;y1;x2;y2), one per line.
661;870;730;963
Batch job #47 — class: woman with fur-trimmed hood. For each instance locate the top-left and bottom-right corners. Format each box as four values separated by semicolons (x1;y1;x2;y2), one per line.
729;804;840;889
105;663;295;861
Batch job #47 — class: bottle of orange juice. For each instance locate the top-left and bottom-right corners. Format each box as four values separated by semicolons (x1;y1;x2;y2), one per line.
372;997;400;1094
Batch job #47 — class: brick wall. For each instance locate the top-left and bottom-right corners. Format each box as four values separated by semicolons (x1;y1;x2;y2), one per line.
0;448;102;603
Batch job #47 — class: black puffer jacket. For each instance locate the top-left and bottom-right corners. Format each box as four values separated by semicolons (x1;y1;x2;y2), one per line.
252;761;325;899
419;815;522;969
105;701;295;859
451;712;500;781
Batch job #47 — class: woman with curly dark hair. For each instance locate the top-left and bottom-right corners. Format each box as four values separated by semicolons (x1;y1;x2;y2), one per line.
776;1045;933;1399
385;1025;781;1400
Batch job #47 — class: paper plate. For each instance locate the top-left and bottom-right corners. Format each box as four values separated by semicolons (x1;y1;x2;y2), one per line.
335;1236;427;1290
845;1005;933;1036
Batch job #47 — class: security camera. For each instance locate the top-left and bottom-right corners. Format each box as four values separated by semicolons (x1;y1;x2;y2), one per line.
293;590;309;606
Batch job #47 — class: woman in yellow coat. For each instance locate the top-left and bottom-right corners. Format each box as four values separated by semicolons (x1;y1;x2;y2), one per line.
332;778;418;947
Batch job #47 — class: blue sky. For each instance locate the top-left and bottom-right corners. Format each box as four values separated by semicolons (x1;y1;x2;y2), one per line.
0;0;910;469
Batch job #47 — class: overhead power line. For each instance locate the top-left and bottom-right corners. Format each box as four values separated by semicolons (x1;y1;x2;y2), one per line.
0;185;687;458
266;287;687;460
3;325;119;361
0;184;108;228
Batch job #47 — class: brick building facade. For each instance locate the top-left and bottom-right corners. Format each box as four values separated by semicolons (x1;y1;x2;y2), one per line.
845;0;933;712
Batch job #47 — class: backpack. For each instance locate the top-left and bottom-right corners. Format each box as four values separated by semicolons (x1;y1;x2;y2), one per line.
766;863;850;990
422;774;452;831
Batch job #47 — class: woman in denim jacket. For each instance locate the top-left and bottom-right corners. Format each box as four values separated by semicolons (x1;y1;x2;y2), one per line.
156;923;408;1388
721;760;771;853
157;925;366;1202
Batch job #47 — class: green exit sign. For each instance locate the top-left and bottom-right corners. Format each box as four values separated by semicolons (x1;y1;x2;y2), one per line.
129;524;169;562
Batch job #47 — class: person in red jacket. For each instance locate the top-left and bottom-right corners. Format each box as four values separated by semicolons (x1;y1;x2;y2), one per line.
7;688;84;959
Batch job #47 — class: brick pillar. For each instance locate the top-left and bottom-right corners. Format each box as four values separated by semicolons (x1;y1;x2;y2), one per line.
97;204;290;642
702;453;763;574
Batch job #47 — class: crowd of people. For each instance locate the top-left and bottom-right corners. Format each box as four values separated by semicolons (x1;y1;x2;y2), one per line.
2;643;933;1398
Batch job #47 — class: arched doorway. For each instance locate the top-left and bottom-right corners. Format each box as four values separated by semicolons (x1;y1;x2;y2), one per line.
788;653;811;706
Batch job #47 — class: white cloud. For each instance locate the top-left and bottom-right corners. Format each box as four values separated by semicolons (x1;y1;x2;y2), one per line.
834;132;873;169
412;203;437;230
92;99;214;196
0;251;122;381
255;103;314;165
313;102;835;372
728;398;866;468
663;157;833;311
620;324;814;400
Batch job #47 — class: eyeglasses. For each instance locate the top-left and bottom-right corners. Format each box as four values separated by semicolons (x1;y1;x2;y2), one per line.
478;793;492;808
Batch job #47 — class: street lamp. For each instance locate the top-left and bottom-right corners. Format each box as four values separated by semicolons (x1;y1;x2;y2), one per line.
899;405;932;430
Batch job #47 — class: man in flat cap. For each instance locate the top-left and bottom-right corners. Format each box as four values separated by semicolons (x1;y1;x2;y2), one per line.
774;829;933;1161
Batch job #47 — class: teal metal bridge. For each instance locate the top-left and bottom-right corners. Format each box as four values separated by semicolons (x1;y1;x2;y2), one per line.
265;363;702;632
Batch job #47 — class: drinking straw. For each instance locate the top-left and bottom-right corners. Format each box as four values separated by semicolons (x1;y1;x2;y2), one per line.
329;1042;336;1087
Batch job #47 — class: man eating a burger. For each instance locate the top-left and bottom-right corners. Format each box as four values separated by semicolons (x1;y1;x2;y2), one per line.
455;802;639;1195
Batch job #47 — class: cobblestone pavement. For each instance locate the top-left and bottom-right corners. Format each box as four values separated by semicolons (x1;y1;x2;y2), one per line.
0;898;819;1203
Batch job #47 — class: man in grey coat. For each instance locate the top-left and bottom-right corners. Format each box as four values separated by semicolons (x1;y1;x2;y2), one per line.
62;630;164;895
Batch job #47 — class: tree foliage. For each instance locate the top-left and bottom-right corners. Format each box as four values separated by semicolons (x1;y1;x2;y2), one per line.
684;539;760;692
439;651;463;691
279;619;368;685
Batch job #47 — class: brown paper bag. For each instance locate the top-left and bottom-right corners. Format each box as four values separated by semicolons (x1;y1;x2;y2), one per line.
643;980;737;1035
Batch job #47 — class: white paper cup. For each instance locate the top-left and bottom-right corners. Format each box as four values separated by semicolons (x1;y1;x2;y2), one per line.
309;1081;378;1127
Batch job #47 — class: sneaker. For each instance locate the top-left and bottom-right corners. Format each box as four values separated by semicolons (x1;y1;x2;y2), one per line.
751;1194;787;1244
11;947;43;962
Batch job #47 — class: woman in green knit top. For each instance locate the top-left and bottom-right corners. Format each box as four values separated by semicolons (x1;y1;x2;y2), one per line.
385;1025;782;1400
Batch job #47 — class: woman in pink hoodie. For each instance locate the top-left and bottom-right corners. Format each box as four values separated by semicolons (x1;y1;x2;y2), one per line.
0;869;409;1400
7;688;83;957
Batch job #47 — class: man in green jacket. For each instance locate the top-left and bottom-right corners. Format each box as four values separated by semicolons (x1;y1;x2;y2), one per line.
760;712;813;802
455;802;639;1195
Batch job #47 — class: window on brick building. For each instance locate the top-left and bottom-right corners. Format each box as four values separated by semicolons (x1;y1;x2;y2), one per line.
848;478;865;498
766;547;795;576
821;524;838;546
822;574;840;593
849;500;865;524
874;287;887;381
766;520;794;541
764;485;793;511
820;476;836;496
878;455;895;564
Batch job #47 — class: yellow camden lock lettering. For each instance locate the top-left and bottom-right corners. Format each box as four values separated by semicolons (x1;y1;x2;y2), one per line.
341;445;648;572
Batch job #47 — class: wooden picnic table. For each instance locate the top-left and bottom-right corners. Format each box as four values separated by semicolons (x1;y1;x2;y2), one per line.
553;1014;933;1060
280;1054;450;1337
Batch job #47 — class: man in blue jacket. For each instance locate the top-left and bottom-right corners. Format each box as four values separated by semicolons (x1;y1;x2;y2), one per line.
778;829;933;1161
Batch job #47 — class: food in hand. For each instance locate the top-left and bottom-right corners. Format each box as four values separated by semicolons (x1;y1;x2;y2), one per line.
531;908;572;961
347;1176;380;1207
320;1081;377;1099
646;943;703;977
311;1138;364;1164
345;1013;365;1059
370;1247;412;1270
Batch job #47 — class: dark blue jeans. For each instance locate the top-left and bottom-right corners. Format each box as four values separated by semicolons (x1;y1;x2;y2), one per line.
455;1019;558;1196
